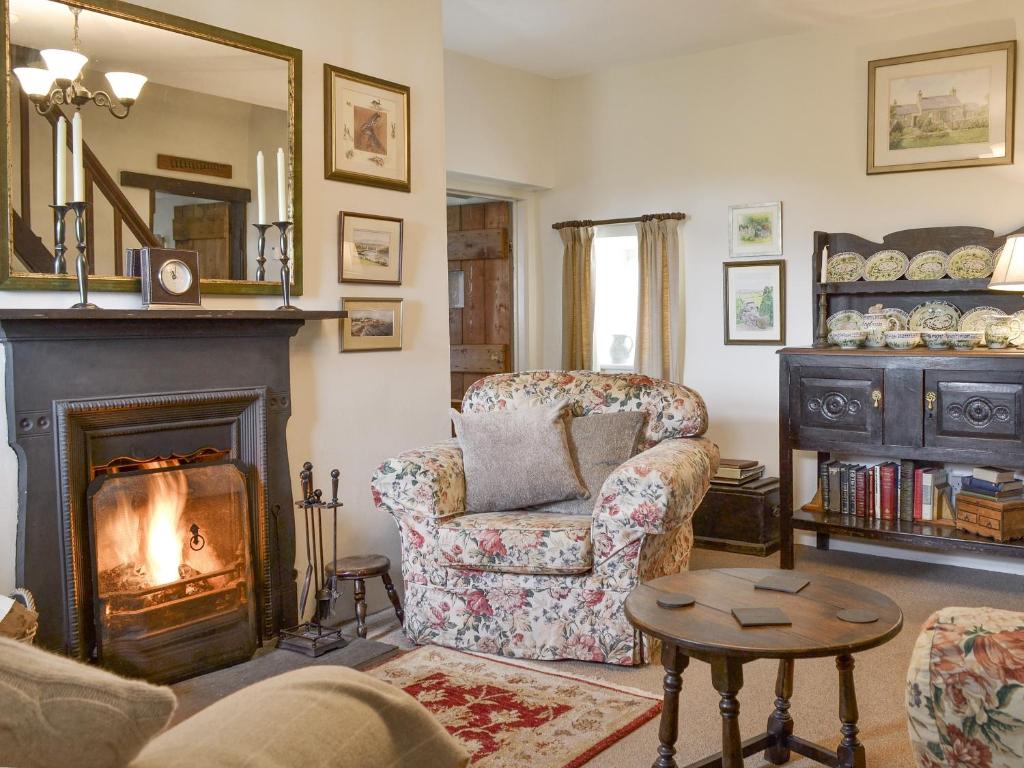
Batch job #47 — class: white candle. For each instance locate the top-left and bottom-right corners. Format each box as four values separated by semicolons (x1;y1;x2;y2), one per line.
71;111;84;202
276;147;286;222
55;116;67;206
256;150;266;225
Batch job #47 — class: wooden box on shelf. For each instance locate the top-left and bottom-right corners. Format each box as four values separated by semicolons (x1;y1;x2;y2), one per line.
955;493;1024;542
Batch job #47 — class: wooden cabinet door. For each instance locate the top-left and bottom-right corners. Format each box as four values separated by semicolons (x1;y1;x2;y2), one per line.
924;370;1024;457
448;201;512;407
789;365;884;447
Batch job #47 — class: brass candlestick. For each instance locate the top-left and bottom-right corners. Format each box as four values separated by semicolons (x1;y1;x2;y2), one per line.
50;204;70;274
274;220;298;310
253;223;272;281
67;201;97;309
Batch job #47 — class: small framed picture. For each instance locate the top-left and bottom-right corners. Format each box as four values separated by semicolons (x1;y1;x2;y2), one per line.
340;297;403;352
324;64;410;192
728;202;782;258
724;259;786;345
868;41;1016;174
338;211;403;284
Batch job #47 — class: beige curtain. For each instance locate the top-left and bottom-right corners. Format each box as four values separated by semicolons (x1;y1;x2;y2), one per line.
636;217;683;380
560;225;596;370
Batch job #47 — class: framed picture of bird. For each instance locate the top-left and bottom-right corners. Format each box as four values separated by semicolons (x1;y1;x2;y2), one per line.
324;64;411;192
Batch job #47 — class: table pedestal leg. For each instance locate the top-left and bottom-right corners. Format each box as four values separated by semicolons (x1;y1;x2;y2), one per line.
765;658;794;764
652;643;689;768
836;654;866;768
711;657;745;768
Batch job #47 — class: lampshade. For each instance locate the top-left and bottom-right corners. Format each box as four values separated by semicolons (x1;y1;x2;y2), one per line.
989;235;1024;290
104;72;147;102
40;49;88;81
13;67;55;97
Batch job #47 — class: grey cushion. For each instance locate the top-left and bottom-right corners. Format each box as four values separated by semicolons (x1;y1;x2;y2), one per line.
452;401;587;513
132;666;469;768
0;636;177;768
539;412;646;515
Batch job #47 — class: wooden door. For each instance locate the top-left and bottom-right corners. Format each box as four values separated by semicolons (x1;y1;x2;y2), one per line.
173;202;231;279
924;369;1024;457
789;365;885;447
448;201;512;407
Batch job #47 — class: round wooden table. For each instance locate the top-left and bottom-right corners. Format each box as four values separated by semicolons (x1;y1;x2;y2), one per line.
624;568;903;768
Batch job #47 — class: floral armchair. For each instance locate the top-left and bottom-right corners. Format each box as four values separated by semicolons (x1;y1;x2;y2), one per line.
907;607;1024;768
371;371;718;665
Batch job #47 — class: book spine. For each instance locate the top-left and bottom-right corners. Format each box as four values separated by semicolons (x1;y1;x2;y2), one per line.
874;465;881;519
868;466;875;519
913;467;924;522
899;460;915;522
855;467;866;518
922;470;935;522
829;465;841;514
840;464;850;515
820;461;831;511
848;465;858;517
880;464;896;520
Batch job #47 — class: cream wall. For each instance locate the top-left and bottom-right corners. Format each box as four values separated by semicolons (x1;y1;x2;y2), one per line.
531;0;1024;569
0;0;451;615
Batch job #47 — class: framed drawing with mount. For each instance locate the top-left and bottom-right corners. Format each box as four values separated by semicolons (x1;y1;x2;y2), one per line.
724;259;786;345
339;297;403;352
141;248;201;307
337;211;403;284
324;64;410;192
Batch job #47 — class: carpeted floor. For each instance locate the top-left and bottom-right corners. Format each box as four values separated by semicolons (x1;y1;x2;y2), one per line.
361;545;1024;767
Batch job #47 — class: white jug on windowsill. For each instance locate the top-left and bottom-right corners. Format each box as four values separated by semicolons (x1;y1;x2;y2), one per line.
609;334;634;365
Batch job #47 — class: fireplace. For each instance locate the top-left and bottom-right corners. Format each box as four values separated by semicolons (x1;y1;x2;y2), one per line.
87;458;257;683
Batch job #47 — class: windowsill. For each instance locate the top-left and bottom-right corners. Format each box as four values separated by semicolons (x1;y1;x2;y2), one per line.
599;364;637;373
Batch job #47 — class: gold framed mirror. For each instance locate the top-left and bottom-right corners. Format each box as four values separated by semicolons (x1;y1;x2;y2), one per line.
1;0;302;295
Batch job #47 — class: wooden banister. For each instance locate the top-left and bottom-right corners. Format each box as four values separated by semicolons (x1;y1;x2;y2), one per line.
12;210;53;272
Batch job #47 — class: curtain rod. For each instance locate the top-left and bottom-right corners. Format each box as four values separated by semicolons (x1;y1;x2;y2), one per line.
551;212;686;230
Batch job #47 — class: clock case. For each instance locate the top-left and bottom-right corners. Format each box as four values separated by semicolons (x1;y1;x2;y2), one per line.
140;248;202;308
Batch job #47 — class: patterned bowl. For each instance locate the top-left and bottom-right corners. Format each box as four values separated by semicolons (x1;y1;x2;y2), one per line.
946;331;984;351
921;331;948;350
884;331;921;350
832;330;867;349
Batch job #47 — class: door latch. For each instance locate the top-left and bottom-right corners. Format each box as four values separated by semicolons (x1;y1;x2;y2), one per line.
925;391;937;411
871;390;882;408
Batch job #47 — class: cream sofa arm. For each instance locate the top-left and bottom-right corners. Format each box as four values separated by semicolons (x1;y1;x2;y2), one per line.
371;439;467;521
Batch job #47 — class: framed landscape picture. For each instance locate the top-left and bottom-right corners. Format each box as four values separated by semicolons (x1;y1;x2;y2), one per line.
868;41;1016;174
728;202;782;258
324;64;410;191
338;211;403;284
723;260;786;345
340;297;403;352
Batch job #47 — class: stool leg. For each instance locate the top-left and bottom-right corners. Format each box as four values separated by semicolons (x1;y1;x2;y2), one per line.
353;578;367;639
652;642;689;768
765;658;794;764
836;654;866;768
381;572;405;623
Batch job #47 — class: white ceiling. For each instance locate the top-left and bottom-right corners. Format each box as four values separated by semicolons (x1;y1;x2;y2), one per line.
443;0;975;78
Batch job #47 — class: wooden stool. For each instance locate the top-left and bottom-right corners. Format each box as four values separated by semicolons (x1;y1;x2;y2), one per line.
325;554;404;639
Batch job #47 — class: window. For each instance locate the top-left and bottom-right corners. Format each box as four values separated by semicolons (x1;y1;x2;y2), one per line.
592;226;639;370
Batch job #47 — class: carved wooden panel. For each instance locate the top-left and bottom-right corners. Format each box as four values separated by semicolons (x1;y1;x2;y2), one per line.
790;366;883;446
925;372;1024;455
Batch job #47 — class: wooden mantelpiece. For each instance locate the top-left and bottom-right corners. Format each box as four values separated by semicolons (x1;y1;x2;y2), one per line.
0;308;342;655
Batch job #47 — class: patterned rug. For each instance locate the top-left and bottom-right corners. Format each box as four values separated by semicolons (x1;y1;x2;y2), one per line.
366;646;661;767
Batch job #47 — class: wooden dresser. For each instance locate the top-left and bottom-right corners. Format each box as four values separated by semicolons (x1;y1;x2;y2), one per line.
778;224;1024;568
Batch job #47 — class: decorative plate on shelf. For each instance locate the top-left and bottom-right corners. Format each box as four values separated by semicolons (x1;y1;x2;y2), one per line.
864;250;909;281
947;245;995;279
1010;309;1024;346
906;250;949;280
879;307;910;330
958;306;1007;333
908;301;962;332
826;252;865;282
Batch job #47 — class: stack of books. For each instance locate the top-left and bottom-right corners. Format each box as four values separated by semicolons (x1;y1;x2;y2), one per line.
712;459;765;486
956;468;1024;541
818;460;951;523
958;466;1023;501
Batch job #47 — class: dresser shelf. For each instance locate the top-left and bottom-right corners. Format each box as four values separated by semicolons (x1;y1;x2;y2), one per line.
815;278;991;295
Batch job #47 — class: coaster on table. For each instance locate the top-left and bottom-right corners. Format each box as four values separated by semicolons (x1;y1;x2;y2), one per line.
837;608;879;624
732;607;792;627
754;574;810;594
656;593;695;609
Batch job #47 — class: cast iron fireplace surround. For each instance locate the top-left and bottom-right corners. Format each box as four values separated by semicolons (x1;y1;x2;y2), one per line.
0;309;342;668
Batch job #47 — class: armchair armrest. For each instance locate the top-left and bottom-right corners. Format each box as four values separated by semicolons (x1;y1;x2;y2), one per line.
371;439;466;521
591;437;718;580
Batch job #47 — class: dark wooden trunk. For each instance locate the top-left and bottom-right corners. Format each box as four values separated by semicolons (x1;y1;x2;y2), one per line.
693;478;780;556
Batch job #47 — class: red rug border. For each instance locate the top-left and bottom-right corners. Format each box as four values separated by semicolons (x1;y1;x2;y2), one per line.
362;644;665;767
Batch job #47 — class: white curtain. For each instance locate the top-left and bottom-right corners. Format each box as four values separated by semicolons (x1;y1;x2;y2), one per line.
635;217;684;380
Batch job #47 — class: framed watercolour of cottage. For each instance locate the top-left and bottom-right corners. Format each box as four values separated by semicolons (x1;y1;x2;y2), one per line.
724;259;786;345
340;297;403;352
324;64;410;191
338;211;403;284
729;202;782;258
868;41;1016;174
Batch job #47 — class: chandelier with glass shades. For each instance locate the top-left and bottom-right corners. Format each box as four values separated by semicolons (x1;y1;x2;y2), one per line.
13;7;146;119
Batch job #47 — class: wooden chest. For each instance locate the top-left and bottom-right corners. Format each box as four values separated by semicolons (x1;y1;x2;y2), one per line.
955;495;1024;543
692;477;780;556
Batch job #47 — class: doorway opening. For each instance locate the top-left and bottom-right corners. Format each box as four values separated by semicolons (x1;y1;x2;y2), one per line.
446;193;514;409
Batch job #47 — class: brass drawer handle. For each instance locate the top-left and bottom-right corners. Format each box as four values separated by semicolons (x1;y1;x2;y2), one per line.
925;391;937;411
871;390;882;408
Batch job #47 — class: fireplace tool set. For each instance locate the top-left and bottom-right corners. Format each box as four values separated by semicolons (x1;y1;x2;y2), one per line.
278;462;347;657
